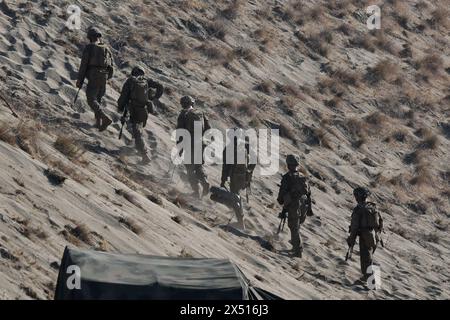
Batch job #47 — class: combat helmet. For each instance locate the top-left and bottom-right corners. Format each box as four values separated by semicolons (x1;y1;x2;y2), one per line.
286;154;300;166
131;66;145;77
87;27;102;40
353;186;370;199
180;96;195;109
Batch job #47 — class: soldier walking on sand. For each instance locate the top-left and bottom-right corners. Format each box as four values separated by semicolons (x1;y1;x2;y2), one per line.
176;96;210;199
277;155;313;258
76;27;114;132
117;66;163;164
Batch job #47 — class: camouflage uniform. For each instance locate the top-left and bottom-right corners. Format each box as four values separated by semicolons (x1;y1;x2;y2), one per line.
117;66;163;163
277;155;311;257
348;187;383;279
221;139;256;224
176;96;210;198
77;28;114;131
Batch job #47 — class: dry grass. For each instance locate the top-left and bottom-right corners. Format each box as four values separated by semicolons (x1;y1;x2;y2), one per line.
428;7;449;29
233;46;258;64
254;81;274;95
205;19;228;40
344;117;368;148
366;60;400;84
118;216;143;235
306;30;333;57
313;127;332;149
220;0;243;20
54;135;83;160
415;53;444;81
0;121;16;145
179;247;193;258
279;123;296;142
331;68;361;87
317;77;345;96
171;215;183;224
64;223;92;245
43;156;84;183
350;34;376;52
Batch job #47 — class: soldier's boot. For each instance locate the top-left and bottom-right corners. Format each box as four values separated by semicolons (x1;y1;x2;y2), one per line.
140;153;151;165
94;112;101;129
293;246;303;258
236;215;245;230
201;180;210;198
98;111;112;132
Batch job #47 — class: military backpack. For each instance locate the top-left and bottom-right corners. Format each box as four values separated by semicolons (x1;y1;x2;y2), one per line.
130;76;149;107
358;202;381;230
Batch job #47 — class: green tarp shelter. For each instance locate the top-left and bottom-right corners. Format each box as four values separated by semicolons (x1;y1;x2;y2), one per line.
54;247;282;300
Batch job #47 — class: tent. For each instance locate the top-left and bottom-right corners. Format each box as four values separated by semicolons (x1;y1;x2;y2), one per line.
54;247;282;300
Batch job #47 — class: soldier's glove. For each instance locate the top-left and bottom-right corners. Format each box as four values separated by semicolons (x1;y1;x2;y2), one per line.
120;116;127;124
76;80;83;89
220;181;226;188
278;210;287;219
347;236;355;247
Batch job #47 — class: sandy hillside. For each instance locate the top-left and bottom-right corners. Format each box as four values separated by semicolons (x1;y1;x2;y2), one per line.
0;0;449;299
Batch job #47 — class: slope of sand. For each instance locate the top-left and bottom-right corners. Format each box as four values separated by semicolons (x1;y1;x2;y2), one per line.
0;0;449;299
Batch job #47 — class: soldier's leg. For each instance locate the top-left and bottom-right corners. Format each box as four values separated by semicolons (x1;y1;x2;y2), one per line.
185;164;200;197
288;209;302;256
359;240;373;279
132;122;150;164
85;83;101;118
230;180;244;223
194;164;210;197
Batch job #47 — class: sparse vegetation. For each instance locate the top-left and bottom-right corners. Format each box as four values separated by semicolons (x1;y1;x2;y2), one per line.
366;60;399;84
118;216;143;235
54;135;83;160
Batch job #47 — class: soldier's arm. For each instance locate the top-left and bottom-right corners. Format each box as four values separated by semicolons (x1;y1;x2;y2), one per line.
348;207;360;244
107;47;114;79
221;148;231;185
117;78;132;113
277;175;288;205
77;45;90;87
147;79;164;100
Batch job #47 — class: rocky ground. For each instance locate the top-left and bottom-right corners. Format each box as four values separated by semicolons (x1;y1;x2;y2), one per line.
0;0;449;299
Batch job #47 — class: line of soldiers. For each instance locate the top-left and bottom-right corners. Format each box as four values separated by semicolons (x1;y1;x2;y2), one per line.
76;27;384;280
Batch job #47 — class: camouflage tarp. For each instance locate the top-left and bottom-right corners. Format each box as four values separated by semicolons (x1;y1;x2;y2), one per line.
54;247;281;300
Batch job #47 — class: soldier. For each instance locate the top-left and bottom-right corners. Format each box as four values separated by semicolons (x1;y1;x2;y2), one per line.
117;66;164;164
221;131;256;229
176;96;210;198
76;27;114;132
277;155;312;258
347;187;383;281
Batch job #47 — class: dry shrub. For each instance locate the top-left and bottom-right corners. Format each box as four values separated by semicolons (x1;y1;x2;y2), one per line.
44;157;84;183
205;19;228;40
68;224;92;245
313;127;332;149
337;23;352;36
280;96;297;116
418;131;440;150
234;46;258;63
366;60;399;84
415;54;444;80
54;135;83;160
118;216;143;235
331;68;361;87
179;248;193;258
278;84;305;99
0;121;16;145
344;118;368;148
410;163;432;186
317;77;345;96
365;111;388;127
373;32;396;55
325;96;343;109
179;0;206;11
350;34;376;52
306;31;332;57
254;81;274;95
197;42;232;62
391;129;409;143
253;27;275;51
171;215;183;224
279;123;296;142
220;0;243;20
428;8;449;29
232;99;258;117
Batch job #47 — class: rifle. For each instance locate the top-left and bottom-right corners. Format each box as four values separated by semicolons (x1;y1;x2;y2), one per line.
345;244;354;261
0;93;18;118
118;108;128;140
277;209;288;235
72;87;81;107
